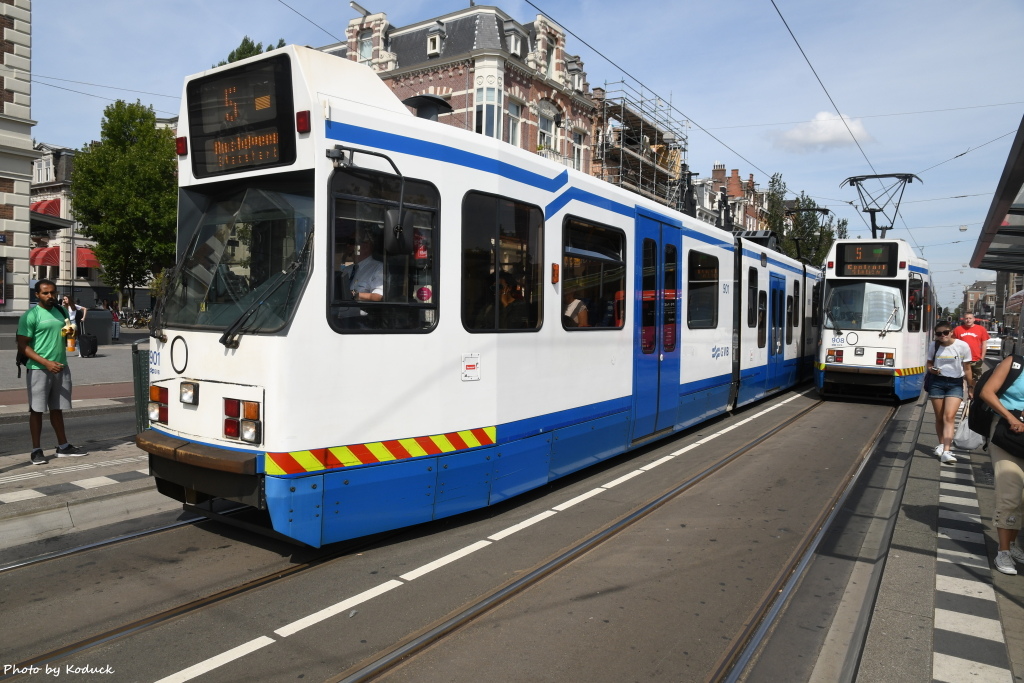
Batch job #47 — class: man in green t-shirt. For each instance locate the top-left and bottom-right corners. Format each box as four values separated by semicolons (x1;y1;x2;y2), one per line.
16;279;89;465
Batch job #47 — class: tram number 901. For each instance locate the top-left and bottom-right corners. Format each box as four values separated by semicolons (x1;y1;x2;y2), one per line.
149;350;161;376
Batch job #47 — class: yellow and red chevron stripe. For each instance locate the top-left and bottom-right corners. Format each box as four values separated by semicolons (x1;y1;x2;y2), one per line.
264;426;497;475
895;366;926;376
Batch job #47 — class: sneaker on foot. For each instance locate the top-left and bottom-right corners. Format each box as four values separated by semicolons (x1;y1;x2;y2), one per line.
55;444;88;457
934;444;945;457
940;451;957;464
996;550;1018;575
1011;544;1024;564
30;449;46;465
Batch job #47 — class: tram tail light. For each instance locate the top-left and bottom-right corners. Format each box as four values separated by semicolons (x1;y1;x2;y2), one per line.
224;398;262;444
175;136;188;156
827;349;844;363
149;385;169;424
296;110;311;134
877;351;895;367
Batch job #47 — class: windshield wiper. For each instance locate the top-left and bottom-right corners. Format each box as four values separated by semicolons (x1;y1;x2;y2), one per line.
822;289;841;334
218;237;313;349
879;304;900;337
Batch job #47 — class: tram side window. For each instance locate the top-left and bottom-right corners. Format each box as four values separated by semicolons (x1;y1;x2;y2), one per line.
757;291;767;348
562;217;626;330
811;281;821;326
462;192;543;332
687;250;718;329
786;295;794;344
793;281;800;330
747;268;758;327
908;278;923;332
328;168;440;333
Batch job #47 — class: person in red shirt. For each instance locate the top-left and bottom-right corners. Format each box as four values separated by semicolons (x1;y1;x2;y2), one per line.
953;313;990;380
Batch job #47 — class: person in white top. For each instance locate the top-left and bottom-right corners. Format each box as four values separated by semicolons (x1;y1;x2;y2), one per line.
925;321;974;464
336;232;384;327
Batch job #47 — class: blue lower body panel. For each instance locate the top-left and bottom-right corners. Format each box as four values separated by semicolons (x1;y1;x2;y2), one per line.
550;411;629;479
895;372;925;400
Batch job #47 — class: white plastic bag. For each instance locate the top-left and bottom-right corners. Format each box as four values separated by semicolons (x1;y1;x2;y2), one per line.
954;407;984;451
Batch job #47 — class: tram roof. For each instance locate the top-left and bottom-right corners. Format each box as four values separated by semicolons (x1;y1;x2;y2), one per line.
971;114;1024;272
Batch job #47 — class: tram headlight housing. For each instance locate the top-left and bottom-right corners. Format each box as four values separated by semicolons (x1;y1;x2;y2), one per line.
180;381;199;405
240;419;262;443
224;398;262;444
149;385;168;424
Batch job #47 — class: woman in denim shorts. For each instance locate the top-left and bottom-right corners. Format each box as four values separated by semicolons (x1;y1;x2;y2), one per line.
926;321;974;463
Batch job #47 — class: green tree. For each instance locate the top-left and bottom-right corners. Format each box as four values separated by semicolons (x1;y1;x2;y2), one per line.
764;173;848;266
216;36;286;67
70;100;177;307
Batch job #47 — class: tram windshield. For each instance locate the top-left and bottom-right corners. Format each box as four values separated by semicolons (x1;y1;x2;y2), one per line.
823;281;904;332
163;179;314;333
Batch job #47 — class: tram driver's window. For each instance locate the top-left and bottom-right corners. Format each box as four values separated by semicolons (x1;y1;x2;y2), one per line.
462;192;543;332
687;250;718;329
562;217;626;330
328;168;439;333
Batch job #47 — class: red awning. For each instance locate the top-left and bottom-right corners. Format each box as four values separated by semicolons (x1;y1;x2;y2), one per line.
77;246;101;268
30;198;61;216
29;246;59;266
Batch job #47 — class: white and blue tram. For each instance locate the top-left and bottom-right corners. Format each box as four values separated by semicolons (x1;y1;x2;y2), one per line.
137;47;820;546
815;239;934;401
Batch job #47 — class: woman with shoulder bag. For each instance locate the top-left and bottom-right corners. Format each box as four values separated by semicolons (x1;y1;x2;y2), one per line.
980;354;1024;575
926;321;974;464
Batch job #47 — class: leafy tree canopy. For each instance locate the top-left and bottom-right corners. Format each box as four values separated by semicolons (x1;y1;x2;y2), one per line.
216;36;286;67
765;173;848;266
70;100;177;306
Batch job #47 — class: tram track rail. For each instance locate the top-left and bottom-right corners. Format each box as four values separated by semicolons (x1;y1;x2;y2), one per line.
328;396;865;683
3;390;881;683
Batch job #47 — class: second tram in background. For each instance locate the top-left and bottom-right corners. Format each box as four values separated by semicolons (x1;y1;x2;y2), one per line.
816;239;934;400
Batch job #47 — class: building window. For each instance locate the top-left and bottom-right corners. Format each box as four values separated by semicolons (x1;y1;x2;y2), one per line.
358;30;373;64
507;33;522;56
505;102;523;148
34;156;54;184
687;250;718;329
427;33;441;56
462;192;543;332
571;132;583;171
562;217;625;330
538;115;555;151
475;88;502;139
545;34;557;78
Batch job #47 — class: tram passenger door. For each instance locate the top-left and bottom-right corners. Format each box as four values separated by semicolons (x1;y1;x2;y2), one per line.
632;216;681;441
766;274;786;390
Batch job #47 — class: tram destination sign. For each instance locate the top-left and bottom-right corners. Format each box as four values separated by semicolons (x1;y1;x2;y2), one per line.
836;243;897;277
187;54;297;178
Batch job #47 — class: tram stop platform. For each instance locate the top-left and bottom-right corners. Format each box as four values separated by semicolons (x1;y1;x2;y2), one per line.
0;345;1022;681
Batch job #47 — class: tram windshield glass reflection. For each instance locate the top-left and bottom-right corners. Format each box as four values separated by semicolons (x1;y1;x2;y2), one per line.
823;281;905;331
163;185;314;332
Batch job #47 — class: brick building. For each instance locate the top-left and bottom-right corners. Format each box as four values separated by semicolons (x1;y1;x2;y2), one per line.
322;6;598;173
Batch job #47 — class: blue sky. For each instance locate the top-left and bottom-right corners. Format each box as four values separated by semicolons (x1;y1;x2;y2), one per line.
32;0;1024;311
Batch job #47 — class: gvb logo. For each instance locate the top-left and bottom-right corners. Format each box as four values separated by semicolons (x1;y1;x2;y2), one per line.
712;345;730;359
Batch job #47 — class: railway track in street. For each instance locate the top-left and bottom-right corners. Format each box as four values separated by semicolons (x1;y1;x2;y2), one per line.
1;389;903;682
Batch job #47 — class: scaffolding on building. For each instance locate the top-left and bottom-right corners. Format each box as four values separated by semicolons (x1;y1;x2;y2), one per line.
592;80;689;212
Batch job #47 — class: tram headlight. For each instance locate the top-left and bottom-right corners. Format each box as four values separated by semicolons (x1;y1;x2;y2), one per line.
180;381;199;405
149;385;169;424
240;419;262;444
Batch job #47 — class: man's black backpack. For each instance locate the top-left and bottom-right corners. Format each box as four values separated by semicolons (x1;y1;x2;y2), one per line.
968;354;1024;442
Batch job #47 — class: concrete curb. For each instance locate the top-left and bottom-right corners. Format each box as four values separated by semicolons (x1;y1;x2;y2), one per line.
0;401;135;425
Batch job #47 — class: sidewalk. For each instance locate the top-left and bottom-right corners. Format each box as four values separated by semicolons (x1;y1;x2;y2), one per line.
0;330;150;423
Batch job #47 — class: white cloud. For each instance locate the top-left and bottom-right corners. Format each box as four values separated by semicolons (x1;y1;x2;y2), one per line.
771;112;874;153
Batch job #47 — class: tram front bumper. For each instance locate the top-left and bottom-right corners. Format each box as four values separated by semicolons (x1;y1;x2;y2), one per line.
137;429;264;508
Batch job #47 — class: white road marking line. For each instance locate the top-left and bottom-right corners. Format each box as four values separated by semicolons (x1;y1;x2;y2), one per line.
601;470;644;488
487;511;558;541
937;549;990;570
400;540;493;580
153;636;276;683
0;472;46;484
932;652;1013;683
941;483;979;495
936;574;997;601
939;494;980;508
552;488;605;511
0;489;46;503
640;455;675;471
48;463;97;474
71;476;119;489
934;608;1006;643
938;509;981;524
274;580;404;637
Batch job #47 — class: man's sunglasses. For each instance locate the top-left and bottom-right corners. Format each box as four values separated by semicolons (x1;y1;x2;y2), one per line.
936;330;952;336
